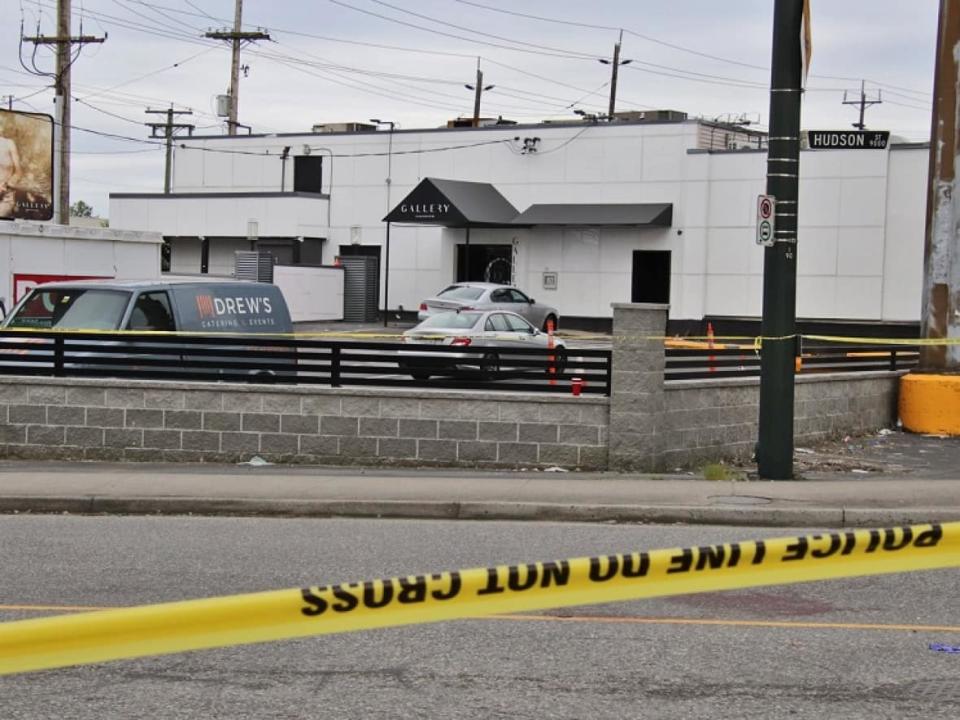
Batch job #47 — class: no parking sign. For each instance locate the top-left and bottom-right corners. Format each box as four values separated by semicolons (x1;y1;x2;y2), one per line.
757;194;776;247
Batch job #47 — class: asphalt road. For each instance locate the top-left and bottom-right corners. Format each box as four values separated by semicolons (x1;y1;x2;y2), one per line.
2;516;958;719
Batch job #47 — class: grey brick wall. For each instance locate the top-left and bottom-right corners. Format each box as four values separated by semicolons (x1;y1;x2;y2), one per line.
0;318;900;472
607;303;902;472
0;377;609;469
659;374;900;468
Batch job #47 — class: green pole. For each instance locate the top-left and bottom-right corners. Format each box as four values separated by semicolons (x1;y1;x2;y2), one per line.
758;0;804;479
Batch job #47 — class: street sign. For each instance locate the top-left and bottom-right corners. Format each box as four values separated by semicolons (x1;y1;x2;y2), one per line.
807;130;890;150
757;194;775;247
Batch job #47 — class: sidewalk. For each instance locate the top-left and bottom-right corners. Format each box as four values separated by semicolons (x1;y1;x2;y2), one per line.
0;429;958;527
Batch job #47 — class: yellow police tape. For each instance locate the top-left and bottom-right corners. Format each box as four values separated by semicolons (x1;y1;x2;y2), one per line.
0;522;957;676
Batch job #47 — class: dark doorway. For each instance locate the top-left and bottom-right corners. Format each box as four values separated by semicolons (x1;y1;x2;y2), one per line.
456;244;512;283
339;245;381;306
632;250;671;303
294;156;324;193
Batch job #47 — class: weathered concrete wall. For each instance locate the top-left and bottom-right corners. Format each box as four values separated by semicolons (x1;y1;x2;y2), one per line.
607;303;902;471
661;374;900;468
0;378;609;469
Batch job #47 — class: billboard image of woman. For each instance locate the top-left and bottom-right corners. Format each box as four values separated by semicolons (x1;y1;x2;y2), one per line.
0;110;54;221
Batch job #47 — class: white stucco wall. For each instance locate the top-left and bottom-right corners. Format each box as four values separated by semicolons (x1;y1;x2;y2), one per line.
110;122;929;323
0;222;162;304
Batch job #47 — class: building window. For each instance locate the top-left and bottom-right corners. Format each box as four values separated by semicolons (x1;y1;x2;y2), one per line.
294;156;324;193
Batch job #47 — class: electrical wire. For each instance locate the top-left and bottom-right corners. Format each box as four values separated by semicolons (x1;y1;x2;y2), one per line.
328;0;599;61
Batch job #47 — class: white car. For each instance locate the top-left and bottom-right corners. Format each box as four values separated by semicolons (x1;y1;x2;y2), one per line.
398;310;566;380
417;283;560;331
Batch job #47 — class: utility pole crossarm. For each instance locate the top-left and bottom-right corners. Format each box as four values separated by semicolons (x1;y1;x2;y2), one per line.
204;30;270;41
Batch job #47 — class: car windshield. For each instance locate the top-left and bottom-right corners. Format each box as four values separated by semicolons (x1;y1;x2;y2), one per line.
436;286;485;301
417;312;482;329
5;288;131;330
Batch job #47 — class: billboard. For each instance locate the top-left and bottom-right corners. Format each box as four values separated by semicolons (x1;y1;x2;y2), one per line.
0;109;54;221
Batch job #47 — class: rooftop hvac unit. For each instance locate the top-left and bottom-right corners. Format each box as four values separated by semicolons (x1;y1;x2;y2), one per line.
234;251;274;283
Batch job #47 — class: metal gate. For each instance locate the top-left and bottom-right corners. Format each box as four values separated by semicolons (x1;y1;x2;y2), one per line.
339;255;379;322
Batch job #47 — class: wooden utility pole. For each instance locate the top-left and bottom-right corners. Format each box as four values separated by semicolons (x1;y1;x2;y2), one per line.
145;108;194;194
920;0;960;370
842;80;882;130
22;0;105;224
205;0;269;135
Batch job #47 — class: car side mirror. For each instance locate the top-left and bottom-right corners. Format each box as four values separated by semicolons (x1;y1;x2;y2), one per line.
528;298;535;304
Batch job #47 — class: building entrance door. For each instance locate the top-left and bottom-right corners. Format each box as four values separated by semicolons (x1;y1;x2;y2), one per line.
632;250;671;303
456;244;512;284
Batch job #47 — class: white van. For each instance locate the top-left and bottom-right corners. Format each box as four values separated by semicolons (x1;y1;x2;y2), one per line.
0;278;296;379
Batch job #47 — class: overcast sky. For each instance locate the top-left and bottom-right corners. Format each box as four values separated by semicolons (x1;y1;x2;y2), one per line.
0;0;941;216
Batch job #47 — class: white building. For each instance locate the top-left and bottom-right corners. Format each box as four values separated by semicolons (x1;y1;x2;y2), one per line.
109;116;927;331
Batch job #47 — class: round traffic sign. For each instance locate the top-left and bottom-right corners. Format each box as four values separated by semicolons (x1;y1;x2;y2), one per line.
758;220;773;243
759;197;773;219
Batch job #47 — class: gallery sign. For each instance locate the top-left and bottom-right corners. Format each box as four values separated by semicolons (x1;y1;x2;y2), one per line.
807;130;890;150
0;110;54;221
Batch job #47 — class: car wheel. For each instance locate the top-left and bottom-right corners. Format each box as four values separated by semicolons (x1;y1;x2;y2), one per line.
480;352;499;380
543;315;558;332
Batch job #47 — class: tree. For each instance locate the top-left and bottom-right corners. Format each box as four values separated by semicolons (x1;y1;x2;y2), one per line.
70;200;94;217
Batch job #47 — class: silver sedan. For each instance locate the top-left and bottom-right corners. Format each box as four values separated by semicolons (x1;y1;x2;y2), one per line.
398;310;566;380
417;283;560;331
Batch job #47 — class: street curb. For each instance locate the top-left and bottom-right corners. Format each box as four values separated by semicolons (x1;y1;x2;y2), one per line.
1;496;959;528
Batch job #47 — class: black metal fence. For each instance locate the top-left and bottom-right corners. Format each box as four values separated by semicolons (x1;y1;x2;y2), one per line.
666;342;919;381
0;330;612;396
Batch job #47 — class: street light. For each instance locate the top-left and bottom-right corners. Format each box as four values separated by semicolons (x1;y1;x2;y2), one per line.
370;119;395;327
599;30;632;118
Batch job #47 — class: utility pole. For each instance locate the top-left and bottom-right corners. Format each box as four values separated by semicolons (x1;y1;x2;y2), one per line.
599;30;632;118
2;95;12;110
757;0;806;480
842;80;882;130
465;58;494;127
22;0;105;224
145;107;194;194
370;119;395;326
920;0;960;370
205;0;269;135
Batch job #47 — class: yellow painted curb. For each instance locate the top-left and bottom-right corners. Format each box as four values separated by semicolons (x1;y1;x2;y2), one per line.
899;373;960;435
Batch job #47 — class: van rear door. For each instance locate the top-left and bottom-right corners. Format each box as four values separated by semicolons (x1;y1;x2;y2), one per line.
169;284;295;379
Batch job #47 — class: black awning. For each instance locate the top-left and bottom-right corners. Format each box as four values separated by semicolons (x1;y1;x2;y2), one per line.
383;177;520;227
511;203;673;227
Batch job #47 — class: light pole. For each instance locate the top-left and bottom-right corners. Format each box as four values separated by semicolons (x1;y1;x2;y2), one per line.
599;30;632;118
370;119;395;327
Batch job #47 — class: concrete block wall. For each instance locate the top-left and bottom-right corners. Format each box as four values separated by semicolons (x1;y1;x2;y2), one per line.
660;373;900;468
0;378;610;469
608;303;902;471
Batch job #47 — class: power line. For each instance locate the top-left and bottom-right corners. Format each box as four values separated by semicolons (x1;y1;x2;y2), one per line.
328;0;597;61
366;0;597;59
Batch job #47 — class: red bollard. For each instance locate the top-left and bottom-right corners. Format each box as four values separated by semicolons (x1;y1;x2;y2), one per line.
571;377;583;396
